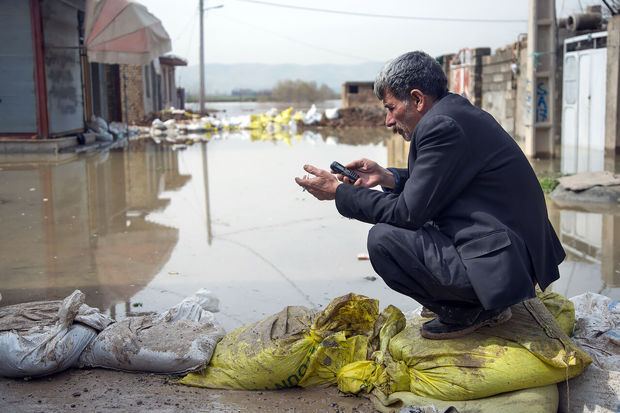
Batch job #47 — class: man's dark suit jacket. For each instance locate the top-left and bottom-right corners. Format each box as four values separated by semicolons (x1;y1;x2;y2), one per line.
335;93;565;310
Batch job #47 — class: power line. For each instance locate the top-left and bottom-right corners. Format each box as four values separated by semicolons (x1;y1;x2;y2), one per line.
220;14;376;62
234;0;527;23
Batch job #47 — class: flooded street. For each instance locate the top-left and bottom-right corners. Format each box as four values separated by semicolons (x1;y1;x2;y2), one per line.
1;128;619;332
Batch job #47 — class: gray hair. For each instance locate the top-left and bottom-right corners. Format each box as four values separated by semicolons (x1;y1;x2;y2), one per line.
374;51;448;102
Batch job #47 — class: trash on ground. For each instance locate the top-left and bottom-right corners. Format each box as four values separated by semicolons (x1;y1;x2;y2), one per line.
357;253;370;260
557;292;620;413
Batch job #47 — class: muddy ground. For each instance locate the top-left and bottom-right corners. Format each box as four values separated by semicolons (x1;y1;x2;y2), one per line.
0;369;376;412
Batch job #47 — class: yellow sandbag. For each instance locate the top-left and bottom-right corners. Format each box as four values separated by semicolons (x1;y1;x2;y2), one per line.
380;297;591;401
370;384;559;413
180;293;378;390
337;294;589;401
537;290;575;337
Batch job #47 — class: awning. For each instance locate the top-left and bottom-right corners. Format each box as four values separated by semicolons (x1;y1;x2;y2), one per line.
84;0;172;65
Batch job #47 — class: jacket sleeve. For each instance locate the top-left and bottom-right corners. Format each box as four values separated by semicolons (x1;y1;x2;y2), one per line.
335;114;479;229
381;167;408;194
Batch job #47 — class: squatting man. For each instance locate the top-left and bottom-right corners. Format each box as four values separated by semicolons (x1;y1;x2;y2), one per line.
295;51;565;340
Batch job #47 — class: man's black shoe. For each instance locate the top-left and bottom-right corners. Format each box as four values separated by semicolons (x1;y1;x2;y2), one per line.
420;307;512;340
420;307;436;318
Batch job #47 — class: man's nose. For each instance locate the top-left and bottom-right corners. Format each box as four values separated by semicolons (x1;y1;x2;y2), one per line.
385;112;395;127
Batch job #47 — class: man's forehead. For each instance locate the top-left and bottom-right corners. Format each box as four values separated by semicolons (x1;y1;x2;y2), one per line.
382;90;401;105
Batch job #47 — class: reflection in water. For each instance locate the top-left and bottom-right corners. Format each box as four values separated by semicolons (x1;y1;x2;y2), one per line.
1;131;618;331
0;143;189;316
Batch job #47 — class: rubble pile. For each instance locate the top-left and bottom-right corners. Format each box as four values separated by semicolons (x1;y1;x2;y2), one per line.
312;105;385;128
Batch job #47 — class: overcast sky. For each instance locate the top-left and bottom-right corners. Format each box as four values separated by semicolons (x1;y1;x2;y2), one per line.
144;0;607;66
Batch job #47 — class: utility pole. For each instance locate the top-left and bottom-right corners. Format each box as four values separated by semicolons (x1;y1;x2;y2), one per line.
198;1;223;115
524;0;557;158
199;0;204;114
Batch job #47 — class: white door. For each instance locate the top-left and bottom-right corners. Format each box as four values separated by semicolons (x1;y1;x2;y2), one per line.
561;38;607;174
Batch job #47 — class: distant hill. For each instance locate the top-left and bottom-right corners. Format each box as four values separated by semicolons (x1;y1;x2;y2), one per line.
175;62;386;95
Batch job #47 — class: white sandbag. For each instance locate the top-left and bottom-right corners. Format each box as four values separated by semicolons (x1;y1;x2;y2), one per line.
78;289;225;374
0;290;113;378
557;292;620;413
325;107;339;120
302;104;322;125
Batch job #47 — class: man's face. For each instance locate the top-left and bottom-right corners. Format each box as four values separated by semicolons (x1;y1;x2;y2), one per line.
382;90;422;142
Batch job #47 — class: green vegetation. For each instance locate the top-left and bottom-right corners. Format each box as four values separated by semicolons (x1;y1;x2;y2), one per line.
185;79;338;103
538;176;560;194
271;79;338;102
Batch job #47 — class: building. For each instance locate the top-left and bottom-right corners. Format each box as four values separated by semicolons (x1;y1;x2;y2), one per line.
341;81;378;109
0;0;181;149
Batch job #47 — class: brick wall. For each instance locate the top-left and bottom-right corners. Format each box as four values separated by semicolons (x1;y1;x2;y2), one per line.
120;64;144;124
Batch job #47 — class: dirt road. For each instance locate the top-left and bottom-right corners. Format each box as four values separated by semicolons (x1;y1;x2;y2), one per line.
0;368;376;412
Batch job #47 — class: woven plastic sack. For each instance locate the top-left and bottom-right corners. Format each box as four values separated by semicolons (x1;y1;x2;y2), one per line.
0;290;113;378
338;293;591;401
79;289;224;374
370;385;559;413
180;293;378;390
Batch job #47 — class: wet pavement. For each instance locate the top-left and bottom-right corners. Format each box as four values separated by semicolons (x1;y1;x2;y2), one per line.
1;129;619;332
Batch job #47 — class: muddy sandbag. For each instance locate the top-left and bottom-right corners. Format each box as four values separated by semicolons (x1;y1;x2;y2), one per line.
370;384;559;413
338;293;591;401
0;290;113;378
78;289;224;374
557;292;620;413
180;293;379;390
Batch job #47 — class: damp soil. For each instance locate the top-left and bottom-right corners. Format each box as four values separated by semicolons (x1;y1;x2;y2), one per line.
0;369;375;412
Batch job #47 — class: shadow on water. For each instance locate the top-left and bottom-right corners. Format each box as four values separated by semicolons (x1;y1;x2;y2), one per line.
0;130;618;331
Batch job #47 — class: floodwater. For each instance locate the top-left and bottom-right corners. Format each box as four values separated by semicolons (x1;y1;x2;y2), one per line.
1;126;619;332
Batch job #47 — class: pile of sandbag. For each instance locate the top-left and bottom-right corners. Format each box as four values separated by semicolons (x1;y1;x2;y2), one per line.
0;289;224;378
181;291;592;412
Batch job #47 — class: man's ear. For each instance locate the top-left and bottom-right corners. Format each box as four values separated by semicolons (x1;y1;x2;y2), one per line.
409;89;426;111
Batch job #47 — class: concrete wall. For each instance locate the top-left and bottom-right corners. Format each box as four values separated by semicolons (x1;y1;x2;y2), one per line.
481;45;519;137
606;15;620;154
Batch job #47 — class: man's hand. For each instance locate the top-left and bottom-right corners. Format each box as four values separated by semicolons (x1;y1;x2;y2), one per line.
340;158;395;189
295;164;340;200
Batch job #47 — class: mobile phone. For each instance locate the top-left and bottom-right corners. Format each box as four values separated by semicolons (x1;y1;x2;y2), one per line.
330;161;359;184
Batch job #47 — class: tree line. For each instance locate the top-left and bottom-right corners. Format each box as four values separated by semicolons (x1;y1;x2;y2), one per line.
186;79;339;102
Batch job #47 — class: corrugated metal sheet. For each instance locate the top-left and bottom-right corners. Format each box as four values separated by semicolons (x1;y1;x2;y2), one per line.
42;0;85;135
0;1;37;133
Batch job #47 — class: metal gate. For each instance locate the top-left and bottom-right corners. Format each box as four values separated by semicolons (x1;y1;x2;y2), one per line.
561;32;607;174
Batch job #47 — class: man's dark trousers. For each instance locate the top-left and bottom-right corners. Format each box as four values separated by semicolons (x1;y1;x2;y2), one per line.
368;222;488;325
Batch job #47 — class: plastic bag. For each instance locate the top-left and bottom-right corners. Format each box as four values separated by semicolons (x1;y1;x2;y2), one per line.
338;293;591;401
78;289;224;374
180;293;379;390
0;290;113;378
557;292;620;413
